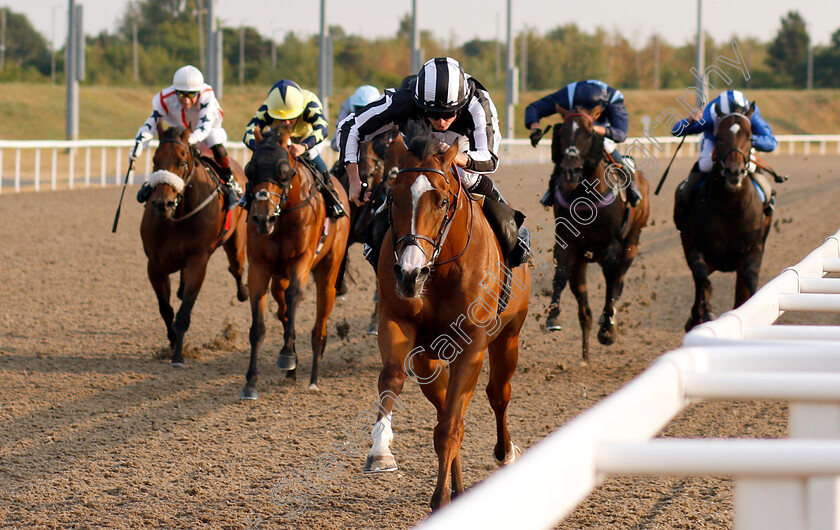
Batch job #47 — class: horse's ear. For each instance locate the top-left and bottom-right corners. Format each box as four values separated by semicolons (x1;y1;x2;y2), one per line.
441;141;459;167
588;105;603;122
393;134;408;160
157;120;169;138
278;130;292;150
746;101;756;118
254;127;263;145
555;103;568;120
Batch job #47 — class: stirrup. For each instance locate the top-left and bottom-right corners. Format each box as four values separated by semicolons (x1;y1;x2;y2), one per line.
627;185;642;207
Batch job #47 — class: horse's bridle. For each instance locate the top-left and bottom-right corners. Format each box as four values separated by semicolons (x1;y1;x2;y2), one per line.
714;113;753;178
157;136;198;209
389;166;465;268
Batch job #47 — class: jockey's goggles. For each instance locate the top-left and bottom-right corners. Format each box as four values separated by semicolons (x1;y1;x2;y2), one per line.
176;90;199;99
426;109;458;120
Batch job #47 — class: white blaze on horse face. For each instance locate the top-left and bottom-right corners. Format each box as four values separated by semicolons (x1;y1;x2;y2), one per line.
410;175;434;233
398;175;435;272
571;121;579;136
729;123;741;136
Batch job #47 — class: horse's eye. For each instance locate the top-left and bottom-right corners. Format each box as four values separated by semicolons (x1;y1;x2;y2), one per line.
440;198;449;209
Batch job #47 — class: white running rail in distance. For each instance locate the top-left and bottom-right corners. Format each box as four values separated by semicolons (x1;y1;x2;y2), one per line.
1;135;839;194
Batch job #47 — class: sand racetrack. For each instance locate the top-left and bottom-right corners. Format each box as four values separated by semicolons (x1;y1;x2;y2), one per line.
2;154;839;529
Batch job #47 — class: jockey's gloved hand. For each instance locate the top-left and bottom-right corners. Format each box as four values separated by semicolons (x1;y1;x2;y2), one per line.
774;173;789;183
129;141;143;163
529;128;542;148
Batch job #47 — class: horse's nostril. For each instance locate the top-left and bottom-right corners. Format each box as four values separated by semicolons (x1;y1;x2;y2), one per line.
393;264;404;283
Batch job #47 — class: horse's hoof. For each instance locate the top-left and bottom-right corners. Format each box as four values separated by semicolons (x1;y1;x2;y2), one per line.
170;361;185;368
597;327;617;345
307;383;320;392
239;385;258;400
685;318;698;332
364;454;398;474
236;288;248;302
367;323;379;336
545;316;562;331
494;442;522;467
276;354;297;371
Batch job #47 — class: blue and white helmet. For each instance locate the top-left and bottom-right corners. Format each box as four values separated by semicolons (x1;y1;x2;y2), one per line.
350;85;381;110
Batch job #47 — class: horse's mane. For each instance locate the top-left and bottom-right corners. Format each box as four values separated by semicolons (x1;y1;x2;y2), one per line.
160;126;187;141
403;119;442;161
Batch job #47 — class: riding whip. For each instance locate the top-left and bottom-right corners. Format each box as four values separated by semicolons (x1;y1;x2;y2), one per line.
111;159;135;233
753;154;789;183
654;134;687;196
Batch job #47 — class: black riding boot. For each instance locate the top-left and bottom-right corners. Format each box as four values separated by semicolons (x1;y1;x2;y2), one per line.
137;182;153;203
211;144;239;210
469;175;530;268
611;150;642;207
540;171;559;208
300;158;346;219
363;207;390;273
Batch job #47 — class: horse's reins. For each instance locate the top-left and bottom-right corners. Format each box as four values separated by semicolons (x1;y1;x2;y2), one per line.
390;165;471;267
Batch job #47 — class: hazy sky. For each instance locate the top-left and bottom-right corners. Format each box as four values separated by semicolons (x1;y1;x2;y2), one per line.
5;0;838;51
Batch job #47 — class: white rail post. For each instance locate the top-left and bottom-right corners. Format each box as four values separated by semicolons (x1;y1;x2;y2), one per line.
34;147;41;191
14;148;21;192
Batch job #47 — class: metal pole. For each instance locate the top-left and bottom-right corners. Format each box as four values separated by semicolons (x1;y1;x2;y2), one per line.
196;4;204;73
807;45;813;90
132;19;138;83
653;35;660;89
239;23;245;85
205;0;215;90
214;29;222;98
410;0;420;73
65;0;78;141
51;5;61;85
519;32;527;93
318;0;329;117
695;0;705;107
0;9;6;71
504;0;516;139
495;13;500;85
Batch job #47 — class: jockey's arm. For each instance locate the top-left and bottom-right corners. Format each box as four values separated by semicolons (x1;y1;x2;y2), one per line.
750;108;779;152
524;89;564;131
601;101;629;143
243;102;272;150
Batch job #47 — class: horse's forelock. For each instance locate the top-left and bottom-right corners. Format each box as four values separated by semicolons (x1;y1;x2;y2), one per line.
249;127;292;185
403;119;440;162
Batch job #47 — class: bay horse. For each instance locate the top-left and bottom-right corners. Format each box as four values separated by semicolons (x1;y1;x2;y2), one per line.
240;127;350;398
544;106;650;361
674;102;771;331
364;121;530;510
140;124;248;367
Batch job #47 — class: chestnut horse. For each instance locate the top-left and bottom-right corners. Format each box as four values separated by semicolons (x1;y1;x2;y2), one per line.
544;106;650;361
240;127;350;398
364;122;530;510
674;104;771;331
140;124;248;366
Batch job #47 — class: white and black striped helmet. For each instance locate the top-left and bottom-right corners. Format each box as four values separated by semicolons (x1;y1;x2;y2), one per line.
414;57;470;112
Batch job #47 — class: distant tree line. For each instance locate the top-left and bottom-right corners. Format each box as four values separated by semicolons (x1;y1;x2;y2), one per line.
1;3;838;91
